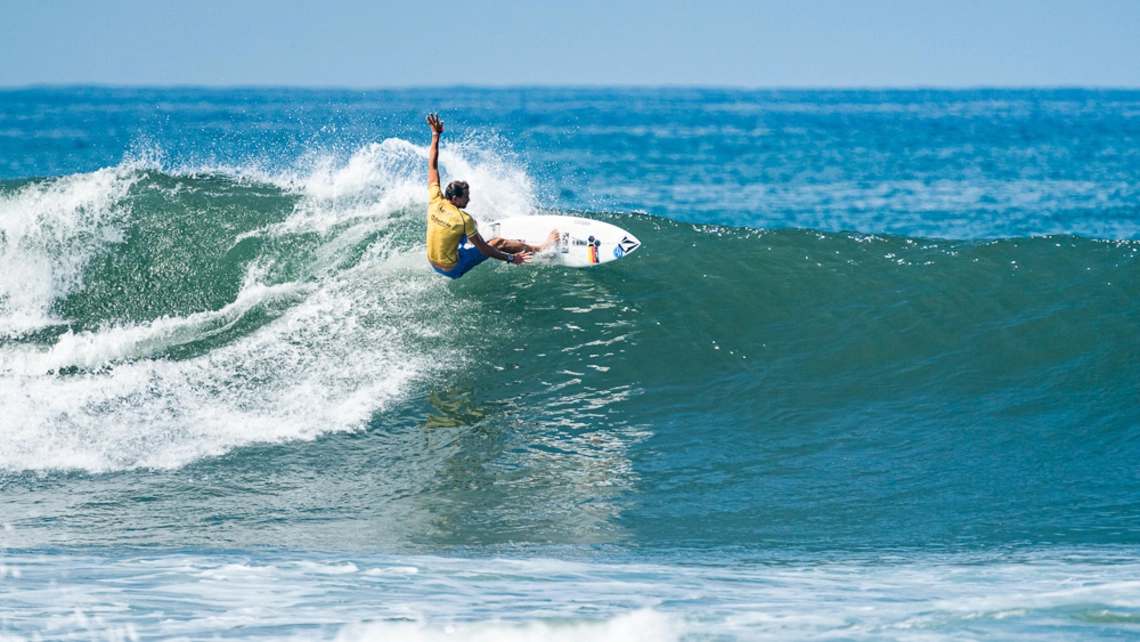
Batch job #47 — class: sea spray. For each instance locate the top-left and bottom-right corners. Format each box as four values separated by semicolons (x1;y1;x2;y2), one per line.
0;168;137;336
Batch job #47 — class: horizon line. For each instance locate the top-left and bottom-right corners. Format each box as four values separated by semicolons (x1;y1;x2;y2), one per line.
3;82;1140;93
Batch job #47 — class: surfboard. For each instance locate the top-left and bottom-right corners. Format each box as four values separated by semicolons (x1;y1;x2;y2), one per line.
482;215;641;268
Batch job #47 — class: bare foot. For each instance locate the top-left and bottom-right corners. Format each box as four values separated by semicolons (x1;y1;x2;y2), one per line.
535;229;560;252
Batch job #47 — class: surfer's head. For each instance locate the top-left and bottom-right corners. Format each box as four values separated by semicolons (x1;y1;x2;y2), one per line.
445;181;470;208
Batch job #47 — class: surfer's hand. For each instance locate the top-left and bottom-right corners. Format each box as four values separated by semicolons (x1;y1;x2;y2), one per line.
427;113;444;134
510;251;534;265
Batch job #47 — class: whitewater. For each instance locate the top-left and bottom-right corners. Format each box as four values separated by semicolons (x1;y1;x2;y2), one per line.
1;87;1139;640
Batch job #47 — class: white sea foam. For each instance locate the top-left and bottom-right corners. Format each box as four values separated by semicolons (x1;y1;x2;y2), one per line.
336;609;678;642
0;139;538;472
2;551;1139;641
264;136;536;228
0;168;137;336
0;266;432;471
0;279;310;376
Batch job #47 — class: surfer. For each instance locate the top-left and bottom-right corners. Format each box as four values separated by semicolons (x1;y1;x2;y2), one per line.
425;113;557;279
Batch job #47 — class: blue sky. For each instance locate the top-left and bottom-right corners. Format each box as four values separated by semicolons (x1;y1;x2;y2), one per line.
2;0;1138;87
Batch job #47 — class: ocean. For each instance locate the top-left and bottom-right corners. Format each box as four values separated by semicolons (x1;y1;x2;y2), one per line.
1;87;1139;640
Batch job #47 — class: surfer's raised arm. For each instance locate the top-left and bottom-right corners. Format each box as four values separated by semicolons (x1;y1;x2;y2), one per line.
427;113;443;186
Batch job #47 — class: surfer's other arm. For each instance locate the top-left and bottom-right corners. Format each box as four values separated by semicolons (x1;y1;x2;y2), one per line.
472;233;534;264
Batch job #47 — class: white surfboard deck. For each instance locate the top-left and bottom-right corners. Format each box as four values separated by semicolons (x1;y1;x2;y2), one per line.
480;215;641;268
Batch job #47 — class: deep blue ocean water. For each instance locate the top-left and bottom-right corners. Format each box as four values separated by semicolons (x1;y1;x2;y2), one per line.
1;87;1139;640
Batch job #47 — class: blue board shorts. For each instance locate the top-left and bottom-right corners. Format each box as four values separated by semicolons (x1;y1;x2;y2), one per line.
432;235;489;279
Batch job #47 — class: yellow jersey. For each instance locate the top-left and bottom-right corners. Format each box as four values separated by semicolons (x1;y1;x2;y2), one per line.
426;182;478;269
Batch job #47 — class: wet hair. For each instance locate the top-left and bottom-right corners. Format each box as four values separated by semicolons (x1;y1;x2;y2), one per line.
444;180;469;201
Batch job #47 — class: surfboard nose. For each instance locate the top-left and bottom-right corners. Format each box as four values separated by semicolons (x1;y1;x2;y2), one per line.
615;233;641;258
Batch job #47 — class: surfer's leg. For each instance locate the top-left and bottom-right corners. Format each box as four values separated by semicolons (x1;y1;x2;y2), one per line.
488;237;532;253
488;229;560;253
536;229;560;251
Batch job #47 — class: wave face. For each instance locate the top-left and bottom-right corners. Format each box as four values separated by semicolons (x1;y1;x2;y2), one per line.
0;138;538;472
1;87;1139;638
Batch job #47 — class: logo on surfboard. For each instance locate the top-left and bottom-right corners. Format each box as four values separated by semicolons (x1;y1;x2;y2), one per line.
618;236;639;256
586;236;602;263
